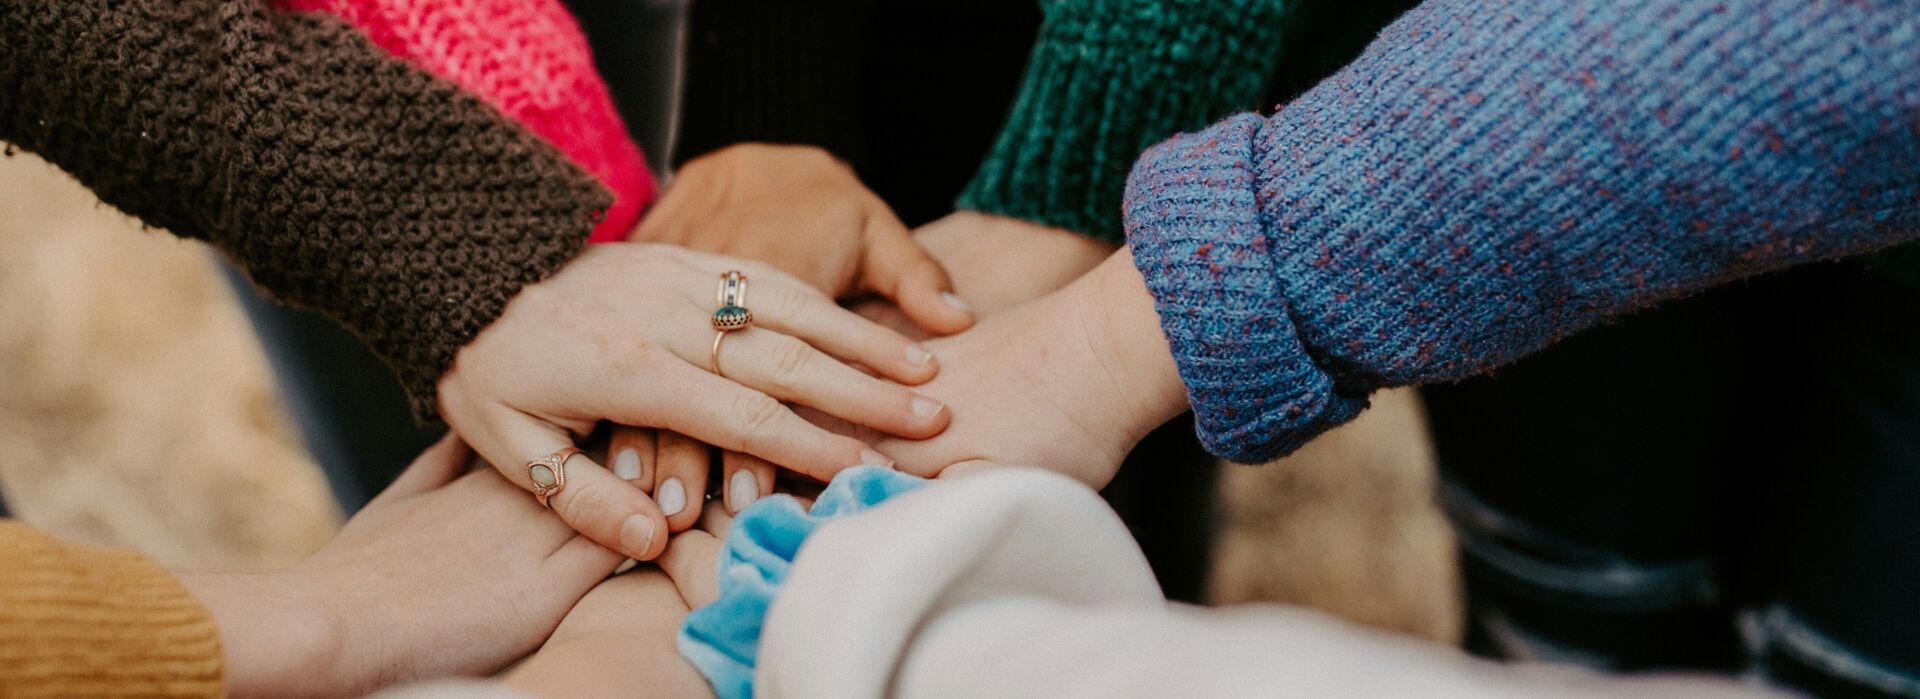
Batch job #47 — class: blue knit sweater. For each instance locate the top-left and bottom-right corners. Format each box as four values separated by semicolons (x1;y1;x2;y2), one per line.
1123;0;1920;463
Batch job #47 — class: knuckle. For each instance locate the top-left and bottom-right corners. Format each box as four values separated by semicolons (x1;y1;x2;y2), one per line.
732;392;787;437
557;482;618;534
767;336;815;380
764;281;814;316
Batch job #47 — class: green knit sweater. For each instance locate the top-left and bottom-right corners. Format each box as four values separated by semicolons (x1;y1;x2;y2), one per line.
956;0;1296;241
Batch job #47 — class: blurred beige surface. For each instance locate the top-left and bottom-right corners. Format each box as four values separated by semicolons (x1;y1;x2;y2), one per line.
0;143;1457;637
1209;387;1463;643
0;150;340;572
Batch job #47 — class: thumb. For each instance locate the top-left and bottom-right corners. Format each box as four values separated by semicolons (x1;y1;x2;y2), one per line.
859;213;974;335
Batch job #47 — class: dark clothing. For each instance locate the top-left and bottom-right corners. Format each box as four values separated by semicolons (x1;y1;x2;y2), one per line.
1427;262;1920;698
671;0;1040;227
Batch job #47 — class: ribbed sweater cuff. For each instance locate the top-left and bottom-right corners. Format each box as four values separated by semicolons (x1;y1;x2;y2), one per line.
958;0;1291;242
1123;115;1366;463
0;523;224;697
672;0;871;170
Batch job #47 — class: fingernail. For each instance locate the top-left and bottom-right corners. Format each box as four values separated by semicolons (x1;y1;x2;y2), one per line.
728;470;758;512
620;515;655;559
613;448;643;480
941;291;972;313
657;478;687;516
911;395;944;419
905;344;935;367
859;449;895;469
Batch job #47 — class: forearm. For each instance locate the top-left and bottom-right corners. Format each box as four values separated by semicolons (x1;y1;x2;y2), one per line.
1083;250;1189;446
179;574;337;699
1125;0;1920;461
957;0;1294;241
0;0;607;419
503;571;710;699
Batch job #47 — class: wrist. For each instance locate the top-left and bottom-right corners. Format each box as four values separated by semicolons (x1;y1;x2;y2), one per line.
182;572;342;698
1082;250;1189;444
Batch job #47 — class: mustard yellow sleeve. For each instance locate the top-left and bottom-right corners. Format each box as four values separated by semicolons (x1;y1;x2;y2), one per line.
0;521;223;698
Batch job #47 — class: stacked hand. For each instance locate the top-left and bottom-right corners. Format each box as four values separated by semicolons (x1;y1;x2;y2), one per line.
435;140;1185;565
608;144;977;532
436;243;951;561
184;437;626;698
504;506;732;699
840;250;1190;488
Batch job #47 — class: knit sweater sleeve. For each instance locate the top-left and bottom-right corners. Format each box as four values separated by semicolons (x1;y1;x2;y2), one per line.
0;0;610;421
956;0;1295;242
671;0;873;171
0;522;223;697
1123;0;1920;462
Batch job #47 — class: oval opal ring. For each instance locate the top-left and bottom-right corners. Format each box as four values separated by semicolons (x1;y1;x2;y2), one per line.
712;271;752;332
526;446;582;509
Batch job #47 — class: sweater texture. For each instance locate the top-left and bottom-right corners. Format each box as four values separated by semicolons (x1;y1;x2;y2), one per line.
1;0;612;420
0;523;223;698
1124;0;1920;463
275;0;655;242
957;0;1296;241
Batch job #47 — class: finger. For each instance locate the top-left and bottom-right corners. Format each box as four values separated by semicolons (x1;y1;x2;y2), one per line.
368;432;471;507
717;329;949;439
652;431;709;532
721;451;775;514
608;426;656;490
485;415;669;562
681;261;939;386
696;501;735;538
656;529;722;609
859;213;974;336
935;459;1012;480
641;367;890;483
546;534;628;587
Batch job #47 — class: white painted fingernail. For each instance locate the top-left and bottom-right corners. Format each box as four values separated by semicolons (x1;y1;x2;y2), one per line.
905;345;934;367
620;515;655;560
657;478;687;516
941;291;972;313
911;395;944;419
859;449;895;468
728;470;758;512
613;448;643;480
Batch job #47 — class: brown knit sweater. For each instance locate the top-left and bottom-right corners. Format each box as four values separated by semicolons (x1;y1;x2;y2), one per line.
0;0;612;419
0;522;224;698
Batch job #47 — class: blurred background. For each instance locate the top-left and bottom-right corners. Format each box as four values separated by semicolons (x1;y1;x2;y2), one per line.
0;145;1459;641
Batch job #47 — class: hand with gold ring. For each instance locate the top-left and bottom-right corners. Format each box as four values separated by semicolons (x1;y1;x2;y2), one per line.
437;243;952;559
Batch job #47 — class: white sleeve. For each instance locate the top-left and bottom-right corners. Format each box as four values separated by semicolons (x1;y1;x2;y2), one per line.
758;468;1774;699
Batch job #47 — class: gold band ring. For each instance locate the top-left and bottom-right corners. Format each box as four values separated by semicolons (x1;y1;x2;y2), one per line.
710;330;727;376
526;446;582;509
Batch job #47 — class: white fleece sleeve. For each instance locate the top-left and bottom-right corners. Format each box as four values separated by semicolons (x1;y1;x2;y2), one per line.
759;468;1774;699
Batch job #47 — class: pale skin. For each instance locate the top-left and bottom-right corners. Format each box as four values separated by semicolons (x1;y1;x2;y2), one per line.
612;144;971;531
810;250;1189;489
478;256;1181;698
881;250;1191;488
611;140;1121;529
436;243;952;561
502;509;731;699
181;436;627;699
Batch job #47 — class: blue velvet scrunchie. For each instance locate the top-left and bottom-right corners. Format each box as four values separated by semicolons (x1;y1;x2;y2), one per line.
677;466;926;699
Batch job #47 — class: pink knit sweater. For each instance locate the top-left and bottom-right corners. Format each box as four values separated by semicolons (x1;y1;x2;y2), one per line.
276;0;655;242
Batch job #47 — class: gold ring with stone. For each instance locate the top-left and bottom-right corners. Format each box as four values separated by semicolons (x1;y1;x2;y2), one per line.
526;446;581;508
712;271;752;332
